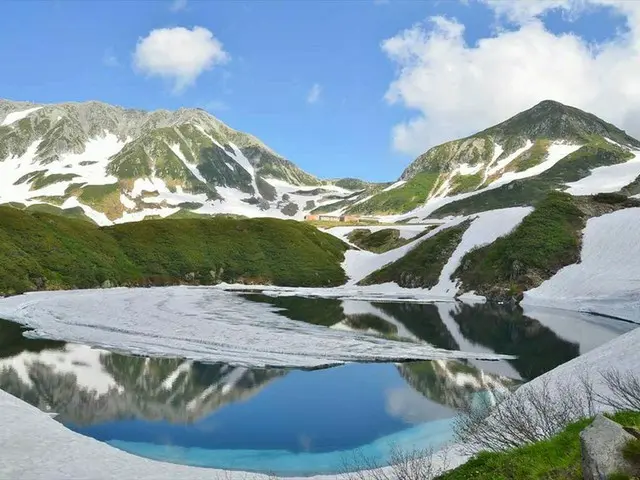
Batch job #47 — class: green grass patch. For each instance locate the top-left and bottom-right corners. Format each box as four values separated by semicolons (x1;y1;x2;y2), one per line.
32;195;69;206
0;207;348;295
451;172;484;194
30;172;78;191
507;139;550;172
347;228;408;253
358;221;470;288
24;204;94;223
437;411;640;480
78;183;123;220
346;172;440;215
454;191;584;301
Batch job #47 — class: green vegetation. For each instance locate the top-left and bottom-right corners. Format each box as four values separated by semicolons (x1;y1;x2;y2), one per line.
454;191;640;301
78;183;124;220
507;139;550;172
437;411;640;480
332;178;377;190
451;172;484;194
347;228;432;253
32;195;69;206
24;204;94;223
623;437;640;466
29;172;79;191
358;221;470;288
0;207;348;295
432;139;633;218
455;192;584;301
346;172;440;215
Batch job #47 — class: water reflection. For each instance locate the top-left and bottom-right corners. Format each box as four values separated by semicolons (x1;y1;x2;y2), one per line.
0;295;633;475
242;294;634;381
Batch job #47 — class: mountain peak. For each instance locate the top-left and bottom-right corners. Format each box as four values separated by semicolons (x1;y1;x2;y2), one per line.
483;100;640;148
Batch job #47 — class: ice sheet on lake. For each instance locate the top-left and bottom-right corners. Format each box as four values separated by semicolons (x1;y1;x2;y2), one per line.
0;287;512;369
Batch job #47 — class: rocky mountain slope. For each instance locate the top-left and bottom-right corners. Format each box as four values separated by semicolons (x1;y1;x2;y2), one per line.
0;99;374;225
343;100;640;217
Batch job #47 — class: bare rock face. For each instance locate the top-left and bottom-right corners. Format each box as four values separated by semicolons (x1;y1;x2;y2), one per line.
580;414;636;479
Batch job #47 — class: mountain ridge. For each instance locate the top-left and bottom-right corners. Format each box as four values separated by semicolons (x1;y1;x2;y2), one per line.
0;98;380;224
346;99;640;216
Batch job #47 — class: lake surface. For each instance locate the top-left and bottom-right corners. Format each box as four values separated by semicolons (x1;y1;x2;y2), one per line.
0;295;635;476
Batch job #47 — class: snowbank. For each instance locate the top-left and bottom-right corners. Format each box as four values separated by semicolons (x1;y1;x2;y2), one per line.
0;287;512;369
523;208;640;322
564;151;640;195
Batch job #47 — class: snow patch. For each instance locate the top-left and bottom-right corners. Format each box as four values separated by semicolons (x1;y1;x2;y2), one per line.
564;150;640;195
1;106;42;126
382;180;406;192
487;141;533;176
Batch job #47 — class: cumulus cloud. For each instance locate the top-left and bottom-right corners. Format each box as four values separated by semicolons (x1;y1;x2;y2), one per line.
307;83;322;104
134;26;229;93
383;1;640;156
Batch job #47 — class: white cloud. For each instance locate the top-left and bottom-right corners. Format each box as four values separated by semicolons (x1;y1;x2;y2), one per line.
102;48;119;68
133;26;229;93
383;1;640;156
170;0;188;12
307;83;322;104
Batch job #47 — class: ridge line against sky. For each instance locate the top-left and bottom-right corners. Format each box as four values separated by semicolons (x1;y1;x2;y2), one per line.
1;0;639;181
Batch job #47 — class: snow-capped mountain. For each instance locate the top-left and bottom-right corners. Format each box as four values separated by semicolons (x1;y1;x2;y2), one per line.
0;99;371;225
341;100;640;217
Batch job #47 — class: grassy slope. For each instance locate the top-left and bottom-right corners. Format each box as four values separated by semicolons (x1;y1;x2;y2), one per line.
358;221;470;288
437;411;640;480
454;192;583;301
347;227;434;253
346;172;440;215
432;140;632;218
454;191;640;301
0;207;348;295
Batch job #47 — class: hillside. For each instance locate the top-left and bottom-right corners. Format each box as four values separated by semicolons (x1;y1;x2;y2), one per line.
0;206;348;295
343;100;640;216
0;99;377;224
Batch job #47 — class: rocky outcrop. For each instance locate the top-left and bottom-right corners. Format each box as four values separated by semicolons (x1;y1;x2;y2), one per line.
580;414;637;479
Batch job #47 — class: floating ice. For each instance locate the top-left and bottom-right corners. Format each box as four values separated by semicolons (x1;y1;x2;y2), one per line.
0;287;513;369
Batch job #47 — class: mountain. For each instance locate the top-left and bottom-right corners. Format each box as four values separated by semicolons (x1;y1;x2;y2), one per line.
345;100;640;216
0;99;374;225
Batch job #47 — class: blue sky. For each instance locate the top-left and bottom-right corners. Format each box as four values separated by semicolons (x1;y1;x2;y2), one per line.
0;0;630;181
